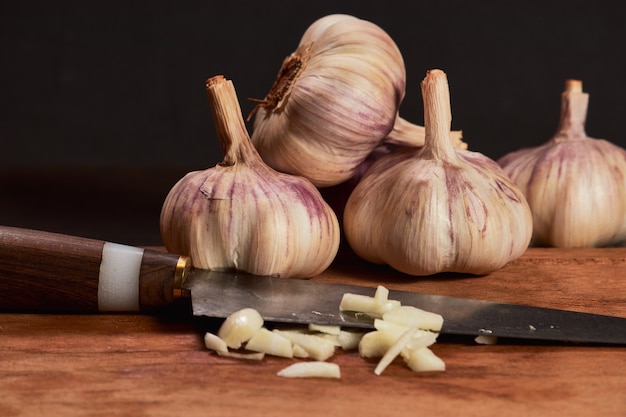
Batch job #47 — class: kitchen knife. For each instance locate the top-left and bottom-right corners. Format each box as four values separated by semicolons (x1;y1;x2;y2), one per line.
1;226;624;344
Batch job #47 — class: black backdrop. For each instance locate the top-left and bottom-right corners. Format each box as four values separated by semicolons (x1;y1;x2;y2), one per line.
2;1;625;169
1;1;625;245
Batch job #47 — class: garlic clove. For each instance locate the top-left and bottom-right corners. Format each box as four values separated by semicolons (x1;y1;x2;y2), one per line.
343;69;533;276
160;75;340;278
498;80;626;248
249;14;464;188
217;307;264;350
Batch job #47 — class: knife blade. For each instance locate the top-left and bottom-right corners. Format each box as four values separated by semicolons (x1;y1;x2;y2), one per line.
1;226;625;344
185;269;626;344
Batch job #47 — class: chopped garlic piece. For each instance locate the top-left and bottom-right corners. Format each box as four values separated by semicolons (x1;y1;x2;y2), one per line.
382;305;443;332
337;330;365;350
339;292;401;317
245;328;294;358
273;329;336;361
217;308;264;349
204;332;229;354
308;323;341;335
319;333;342;347
373;318;411;338
402;347;446;372
404;330;438;351
374;327;420;375
359;326;437;360
292;344;309;358
374;285;390;304
358;330;401;358
277;361;341;379
217;351;265;360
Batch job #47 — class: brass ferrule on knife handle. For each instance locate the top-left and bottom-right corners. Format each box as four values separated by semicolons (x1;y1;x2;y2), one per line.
172;255;192;299
0;225;189;312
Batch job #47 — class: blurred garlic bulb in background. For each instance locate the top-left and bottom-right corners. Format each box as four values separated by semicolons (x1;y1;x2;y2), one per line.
343;69;532;276
498;80;626;247
160;76;340;278
249;14;464;188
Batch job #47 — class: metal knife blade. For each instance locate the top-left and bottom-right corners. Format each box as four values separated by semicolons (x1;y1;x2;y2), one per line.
185;269;626;345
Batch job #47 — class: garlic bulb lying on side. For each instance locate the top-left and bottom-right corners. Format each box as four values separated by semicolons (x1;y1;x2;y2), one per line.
249;14;464;188
498;80;626;247
343;69;532;276
160;75;340;278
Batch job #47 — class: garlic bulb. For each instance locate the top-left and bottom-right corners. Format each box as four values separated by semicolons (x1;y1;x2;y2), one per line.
497;80;626;247
343;69;532;276
160;75;340;278
249;14;464;188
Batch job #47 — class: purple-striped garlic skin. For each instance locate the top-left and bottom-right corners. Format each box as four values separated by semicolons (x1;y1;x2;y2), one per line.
250;14;407;188
344;147;532;276
498;80;626;248
343;70;532;276
160;76;340;278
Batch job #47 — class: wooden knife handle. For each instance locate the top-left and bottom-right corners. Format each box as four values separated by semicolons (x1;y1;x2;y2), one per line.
0;226;191;312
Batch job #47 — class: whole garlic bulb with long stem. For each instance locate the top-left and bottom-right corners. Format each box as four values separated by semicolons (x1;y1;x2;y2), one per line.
249;14;464;188
160;75;340;278
498;80;626;248
343;69;532;276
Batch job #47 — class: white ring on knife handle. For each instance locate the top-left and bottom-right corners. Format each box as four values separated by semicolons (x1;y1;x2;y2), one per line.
98;242;144;311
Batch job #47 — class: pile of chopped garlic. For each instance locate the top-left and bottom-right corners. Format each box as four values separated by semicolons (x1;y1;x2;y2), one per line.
203;285;445;378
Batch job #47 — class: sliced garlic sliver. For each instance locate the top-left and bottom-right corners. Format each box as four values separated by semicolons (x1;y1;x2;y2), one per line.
374;327;420;375
245;328;294;358
337;330;365;350
339;292;401;317
204;332;229;354
308;323;341;335
216;351;265;361
402;347;446;372
382;305;444;332
273;329;336;361
358;330;400;359
277;361;341;379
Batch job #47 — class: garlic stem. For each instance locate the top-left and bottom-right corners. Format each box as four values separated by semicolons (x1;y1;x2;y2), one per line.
206;75;259;166
554;79;588;141
420;69;459;162
384;116;467;150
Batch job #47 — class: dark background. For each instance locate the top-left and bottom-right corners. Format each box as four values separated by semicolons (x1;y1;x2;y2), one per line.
1;1;625;245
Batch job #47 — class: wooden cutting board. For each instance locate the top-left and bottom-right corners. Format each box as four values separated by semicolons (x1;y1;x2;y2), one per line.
1;247;625;417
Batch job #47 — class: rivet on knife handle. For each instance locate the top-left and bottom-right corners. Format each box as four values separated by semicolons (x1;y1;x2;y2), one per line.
0;226;186;312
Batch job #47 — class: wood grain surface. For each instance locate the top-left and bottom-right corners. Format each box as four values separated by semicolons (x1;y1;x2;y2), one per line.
1;248;625;417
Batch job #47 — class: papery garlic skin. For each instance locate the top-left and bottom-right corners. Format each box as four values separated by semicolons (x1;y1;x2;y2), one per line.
343;70;532;276
498;80;626;248
160;76;340;278
249;14;406;187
